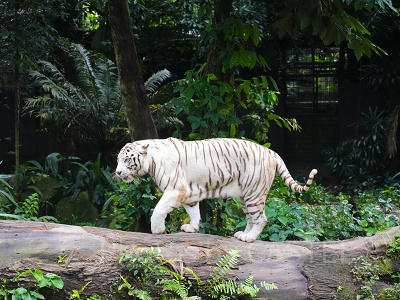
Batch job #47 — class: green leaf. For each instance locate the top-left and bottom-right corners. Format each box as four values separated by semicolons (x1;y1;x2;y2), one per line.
32;269;44;282
229;124;236;138
278;216;288;226
252;24;260;46
30;291;45;299
49;277;64;289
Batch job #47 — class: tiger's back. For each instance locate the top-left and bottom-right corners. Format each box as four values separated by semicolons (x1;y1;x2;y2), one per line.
163;138;277;202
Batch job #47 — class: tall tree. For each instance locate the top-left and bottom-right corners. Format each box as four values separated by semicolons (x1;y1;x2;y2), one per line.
204;0;233;80
0;0;55;179
108;0;158;141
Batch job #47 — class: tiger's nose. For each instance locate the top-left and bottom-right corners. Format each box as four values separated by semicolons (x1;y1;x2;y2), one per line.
115;171;123;179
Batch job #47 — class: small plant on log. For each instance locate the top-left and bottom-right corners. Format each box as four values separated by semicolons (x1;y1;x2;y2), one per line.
0;269;64;300
387;231;400;260
337;230;400;299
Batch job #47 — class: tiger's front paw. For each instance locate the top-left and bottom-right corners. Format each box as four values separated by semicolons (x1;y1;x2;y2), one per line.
234;231;256;243
151;223;166;234
151;217;166;234
181;223;199;233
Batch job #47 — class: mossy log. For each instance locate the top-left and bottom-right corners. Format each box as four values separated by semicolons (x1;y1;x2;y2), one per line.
0;220;399;299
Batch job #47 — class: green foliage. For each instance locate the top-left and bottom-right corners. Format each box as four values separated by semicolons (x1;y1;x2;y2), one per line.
201;16;265;69
275;0;389;60
0;177;19;208
337;231;400;299
1;152;115;224
118;248;277;300
0;269;102;300
259;175;398;242
0;269;64;300
104;176;161;231
66;154;115;206
69;282;102;300
0;191;58;223
387;231;400;260
0;0;56;73
171;68;299;142
326;107;392;191
26;42;126;150
14;193;39;219
119;247;173;284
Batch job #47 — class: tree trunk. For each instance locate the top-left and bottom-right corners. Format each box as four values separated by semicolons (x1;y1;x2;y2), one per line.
13;0;21;189
204;0;233;81
1;220;399;300
108;0;158;141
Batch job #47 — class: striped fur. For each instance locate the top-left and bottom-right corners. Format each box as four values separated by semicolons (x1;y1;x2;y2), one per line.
115;137;317;242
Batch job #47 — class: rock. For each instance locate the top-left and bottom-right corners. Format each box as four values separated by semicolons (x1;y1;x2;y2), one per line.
55;192;98;224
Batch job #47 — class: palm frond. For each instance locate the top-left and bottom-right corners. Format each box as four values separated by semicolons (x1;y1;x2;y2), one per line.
151;103;183;130
28;70;76;108
94;56;120;104
145;69;172;94
70;43;101;100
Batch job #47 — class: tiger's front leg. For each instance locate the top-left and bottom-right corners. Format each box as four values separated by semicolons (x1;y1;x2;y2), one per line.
151;190;185;234
181;202;201;233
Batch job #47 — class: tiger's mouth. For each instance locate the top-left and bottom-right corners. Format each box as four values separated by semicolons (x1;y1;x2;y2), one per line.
115;173;134;183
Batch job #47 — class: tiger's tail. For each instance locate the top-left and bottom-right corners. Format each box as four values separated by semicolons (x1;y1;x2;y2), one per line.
275;154;318;193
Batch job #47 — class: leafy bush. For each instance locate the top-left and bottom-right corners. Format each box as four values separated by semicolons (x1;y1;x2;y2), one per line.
0;190;58;223
170;69;299;142
0;269;64;300
258;175;399;242
1;153;116;225
325;107;394;191
103;176;161;231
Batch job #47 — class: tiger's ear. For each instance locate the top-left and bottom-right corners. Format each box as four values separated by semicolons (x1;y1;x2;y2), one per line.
139;144;149;154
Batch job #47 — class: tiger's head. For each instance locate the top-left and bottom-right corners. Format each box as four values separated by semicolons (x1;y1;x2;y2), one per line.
115;141;150;183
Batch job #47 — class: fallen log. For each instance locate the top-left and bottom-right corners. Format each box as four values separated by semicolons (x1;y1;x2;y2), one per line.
0;220;399;299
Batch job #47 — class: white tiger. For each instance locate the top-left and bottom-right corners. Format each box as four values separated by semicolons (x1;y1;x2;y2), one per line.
115;137;317;243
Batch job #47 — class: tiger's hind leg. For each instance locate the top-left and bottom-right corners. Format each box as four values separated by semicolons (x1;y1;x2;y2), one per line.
181;202;201;233
234;197;267;243
234;198;254;238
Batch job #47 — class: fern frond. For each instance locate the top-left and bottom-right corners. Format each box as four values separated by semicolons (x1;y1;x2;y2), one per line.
237;276;259;297
260;281;278;291
211;250;241;282
183;266;203;286
28;70;73;106
243;275;254;286
211;279;237;298
158;278;189;298
129;289;153;300
159;266;183;281
145;69;172;94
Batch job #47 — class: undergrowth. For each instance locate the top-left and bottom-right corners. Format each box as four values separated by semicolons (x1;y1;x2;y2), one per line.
337;230;400;299
0;248;277;300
